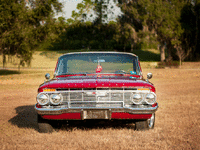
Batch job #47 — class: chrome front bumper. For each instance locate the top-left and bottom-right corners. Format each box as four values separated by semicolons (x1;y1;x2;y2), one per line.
35;104;158;115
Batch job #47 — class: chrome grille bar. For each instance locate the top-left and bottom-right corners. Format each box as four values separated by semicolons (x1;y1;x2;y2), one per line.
43;88;150;108
64;88;131;108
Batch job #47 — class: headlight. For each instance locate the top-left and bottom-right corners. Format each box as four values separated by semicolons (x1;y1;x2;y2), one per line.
50;94;63;105
131;93;143;104
37;93;49;105
145;93;156;104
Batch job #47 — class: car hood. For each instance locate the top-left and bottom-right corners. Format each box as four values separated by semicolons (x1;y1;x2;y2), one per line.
38;75;155;92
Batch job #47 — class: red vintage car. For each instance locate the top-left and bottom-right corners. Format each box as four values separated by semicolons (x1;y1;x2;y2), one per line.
35;52;158;133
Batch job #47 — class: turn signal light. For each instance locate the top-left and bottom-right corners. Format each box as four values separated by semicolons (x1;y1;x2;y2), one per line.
137;88;149;91
43;89;56;92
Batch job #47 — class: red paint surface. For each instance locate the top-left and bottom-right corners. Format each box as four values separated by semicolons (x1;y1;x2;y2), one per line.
138;59;142;73
38;76;155;93
36;103;42;108
43;53;155;93
54;59;59;72
38;88;43;93
42;113;82;120
111;113;152;119
41;112;152;120
152;103;158;107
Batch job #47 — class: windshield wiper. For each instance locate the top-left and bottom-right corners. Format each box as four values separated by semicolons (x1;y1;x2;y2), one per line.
57;72;88;76
58;73;75;75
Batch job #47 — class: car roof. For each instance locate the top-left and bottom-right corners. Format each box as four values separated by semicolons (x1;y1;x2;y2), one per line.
59;51;138;58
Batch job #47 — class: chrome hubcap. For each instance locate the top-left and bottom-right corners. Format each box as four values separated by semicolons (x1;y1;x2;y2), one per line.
147;113;155;128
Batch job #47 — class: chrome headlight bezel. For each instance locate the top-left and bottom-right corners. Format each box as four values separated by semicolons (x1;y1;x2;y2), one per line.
144;93;156;105
131;93;143;104
37;93;49;105
50;93;63;105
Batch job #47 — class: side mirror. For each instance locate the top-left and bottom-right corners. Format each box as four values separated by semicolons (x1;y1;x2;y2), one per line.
147;73;152;81
45;73;50;80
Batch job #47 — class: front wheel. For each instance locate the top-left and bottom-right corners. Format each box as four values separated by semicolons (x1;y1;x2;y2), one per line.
135;113;155;130
37;114;54;133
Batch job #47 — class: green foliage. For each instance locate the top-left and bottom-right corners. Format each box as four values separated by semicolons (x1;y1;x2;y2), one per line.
1;0;198;67
43;0;199;63
180;1;200;60
0;0;63;69
118;0;197;62
47;22;120;50
139;41;157;50
69;0;95;23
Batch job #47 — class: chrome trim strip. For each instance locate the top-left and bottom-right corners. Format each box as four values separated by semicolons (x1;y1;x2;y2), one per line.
59;51;138;58
67;101;123;103
39;90;151;93
35;104;158;115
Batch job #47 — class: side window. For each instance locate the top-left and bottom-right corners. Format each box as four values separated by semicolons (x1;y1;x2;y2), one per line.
57;59;68;75
135;58;141;75
131;58;140;75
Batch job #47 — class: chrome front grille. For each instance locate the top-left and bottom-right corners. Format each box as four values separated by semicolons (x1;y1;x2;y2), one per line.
57;88;137;108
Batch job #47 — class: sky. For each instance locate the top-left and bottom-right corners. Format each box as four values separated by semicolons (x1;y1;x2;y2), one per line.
55;0;122;22
55;0;83;19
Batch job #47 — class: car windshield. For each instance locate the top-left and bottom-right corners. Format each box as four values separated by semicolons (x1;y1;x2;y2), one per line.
55;53;141;76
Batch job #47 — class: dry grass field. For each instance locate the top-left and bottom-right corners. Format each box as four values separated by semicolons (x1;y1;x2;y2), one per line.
0;62;200;150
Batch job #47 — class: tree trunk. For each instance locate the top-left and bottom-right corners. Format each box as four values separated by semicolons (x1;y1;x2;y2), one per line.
18;63;20;71
27;59;31;68
131;43;133;52
194;10;198;60
3;54;6;68
167;48;172;61
166;42;172;62
18;59;22;71
160;45;165;62
123;44;126;52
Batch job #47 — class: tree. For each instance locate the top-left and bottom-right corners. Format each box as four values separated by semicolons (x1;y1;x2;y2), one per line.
93;0;122;24
0;0;63;69
118;0;159;53
67;0;122;24
119;0;189;62
175;43;192;66
180;0;200;60
67;0;96;23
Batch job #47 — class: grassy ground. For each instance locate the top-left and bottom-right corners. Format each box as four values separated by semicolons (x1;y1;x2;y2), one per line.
0;62;199;149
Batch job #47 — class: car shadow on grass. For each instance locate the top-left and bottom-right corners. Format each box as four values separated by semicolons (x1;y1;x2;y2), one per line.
9;105;136;132
8;105;38;131
59;120;136;131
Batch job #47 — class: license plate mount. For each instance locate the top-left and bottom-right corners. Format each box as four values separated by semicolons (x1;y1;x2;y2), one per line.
82;110;110;119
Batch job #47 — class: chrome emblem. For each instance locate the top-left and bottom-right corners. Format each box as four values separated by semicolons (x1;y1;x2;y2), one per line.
85;91;107;97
